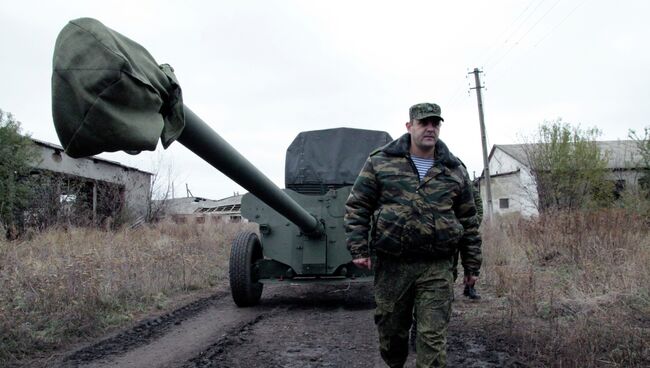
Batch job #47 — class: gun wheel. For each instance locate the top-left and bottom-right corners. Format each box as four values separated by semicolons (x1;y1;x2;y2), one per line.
229;230;263;307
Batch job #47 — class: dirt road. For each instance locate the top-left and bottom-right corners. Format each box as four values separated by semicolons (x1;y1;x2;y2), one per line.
54;282;516;368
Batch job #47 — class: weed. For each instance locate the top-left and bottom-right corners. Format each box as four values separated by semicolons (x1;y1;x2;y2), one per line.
0;220;252;366
482;209;650;367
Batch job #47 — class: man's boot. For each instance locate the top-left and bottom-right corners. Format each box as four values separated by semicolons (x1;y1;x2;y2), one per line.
463;284;481;300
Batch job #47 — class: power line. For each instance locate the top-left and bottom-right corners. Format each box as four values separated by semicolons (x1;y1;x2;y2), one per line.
445;70;472;109
474;0;541;66
533;0;587;47
453;1;585;111
482;0;549;68
491;0;590;86
448;2;544;110
488;0;564;72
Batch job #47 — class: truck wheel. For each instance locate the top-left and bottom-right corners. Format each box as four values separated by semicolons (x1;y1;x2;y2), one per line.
229;230;263;307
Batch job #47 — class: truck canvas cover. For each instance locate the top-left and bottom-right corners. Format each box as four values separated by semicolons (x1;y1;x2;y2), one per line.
285;128;392;194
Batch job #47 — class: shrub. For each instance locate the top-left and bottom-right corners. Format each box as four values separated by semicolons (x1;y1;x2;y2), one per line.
0;220;251;366
482;209;650;367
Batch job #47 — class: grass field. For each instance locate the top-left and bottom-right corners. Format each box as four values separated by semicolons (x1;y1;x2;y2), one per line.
1;209;649;367
481;209;650;367
0;220;251;366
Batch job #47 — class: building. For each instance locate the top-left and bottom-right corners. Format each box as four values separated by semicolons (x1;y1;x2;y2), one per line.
477;140;646;217
29;138;152;224
156;194;244;223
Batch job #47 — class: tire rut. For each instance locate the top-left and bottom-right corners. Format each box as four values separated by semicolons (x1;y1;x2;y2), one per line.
61;291;230;366
182;310;280;368
53;283;517;368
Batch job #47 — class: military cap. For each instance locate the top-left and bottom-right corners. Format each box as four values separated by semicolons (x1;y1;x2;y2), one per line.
409;102;444;121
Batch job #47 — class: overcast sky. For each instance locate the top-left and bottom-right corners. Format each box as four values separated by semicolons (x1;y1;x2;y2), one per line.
2;0;649;200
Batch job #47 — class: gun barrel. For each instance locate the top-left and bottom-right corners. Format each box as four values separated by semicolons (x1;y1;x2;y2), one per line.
49;18;322;236
179;106;323;237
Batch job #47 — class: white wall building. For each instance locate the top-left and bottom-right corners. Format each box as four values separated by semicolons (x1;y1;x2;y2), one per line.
477;141;645;217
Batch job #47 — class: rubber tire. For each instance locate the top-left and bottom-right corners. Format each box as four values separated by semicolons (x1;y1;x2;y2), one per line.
229;230;263;307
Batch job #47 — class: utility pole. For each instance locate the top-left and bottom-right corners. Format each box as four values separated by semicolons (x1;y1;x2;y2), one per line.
469;68;493;220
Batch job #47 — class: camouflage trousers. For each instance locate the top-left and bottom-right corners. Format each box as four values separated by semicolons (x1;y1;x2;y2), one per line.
373;255;453;368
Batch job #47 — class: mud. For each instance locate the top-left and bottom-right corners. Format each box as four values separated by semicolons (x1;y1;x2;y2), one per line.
54;282;519;368
62;291;230;365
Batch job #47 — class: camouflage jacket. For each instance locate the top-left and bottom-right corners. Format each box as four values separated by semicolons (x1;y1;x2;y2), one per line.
344;134;482;275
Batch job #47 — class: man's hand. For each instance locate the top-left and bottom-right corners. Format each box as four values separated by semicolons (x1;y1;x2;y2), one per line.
352;257;372;270
463;275;478;287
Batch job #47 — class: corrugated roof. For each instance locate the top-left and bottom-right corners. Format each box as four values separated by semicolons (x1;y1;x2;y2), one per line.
493;140;645;170
213;194;243;206
493;144;529;167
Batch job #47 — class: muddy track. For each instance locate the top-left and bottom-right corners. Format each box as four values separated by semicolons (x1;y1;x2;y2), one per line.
62;291;232;365
56;283;518;368
183;313;273;368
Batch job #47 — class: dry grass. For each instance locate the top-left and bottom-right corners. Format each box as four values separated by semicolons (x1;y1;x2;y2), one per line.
0;220;252;366
482;209;650;367
4;209;649;367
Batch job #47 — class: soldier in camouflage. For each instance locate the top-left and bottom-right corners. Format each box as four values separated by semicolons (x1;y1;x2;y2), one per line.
345;102;482;367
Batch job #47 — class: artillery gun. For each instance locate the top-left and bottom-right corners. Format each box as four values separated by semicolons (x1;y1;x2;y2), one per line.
51;18;391;307
234;128;391;306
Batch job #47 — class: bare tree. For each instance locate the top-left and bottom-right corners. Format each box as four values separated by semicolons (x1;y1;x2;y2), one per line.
146;151;180;222
629;126;650;192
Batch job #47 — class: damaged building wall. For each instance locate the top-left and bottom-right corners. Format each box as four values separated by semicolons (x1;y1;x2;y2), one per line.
29;139;152;223
155;194;244;224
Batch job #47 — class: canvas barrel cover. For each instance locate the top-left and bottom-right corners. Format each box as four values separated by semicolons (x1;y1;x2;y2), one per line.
51;18;184;158
285;128;392;187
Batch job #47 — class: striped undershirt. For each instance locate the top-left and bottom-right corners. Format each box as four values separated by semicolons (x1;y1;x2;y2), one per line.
411;155;434;181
